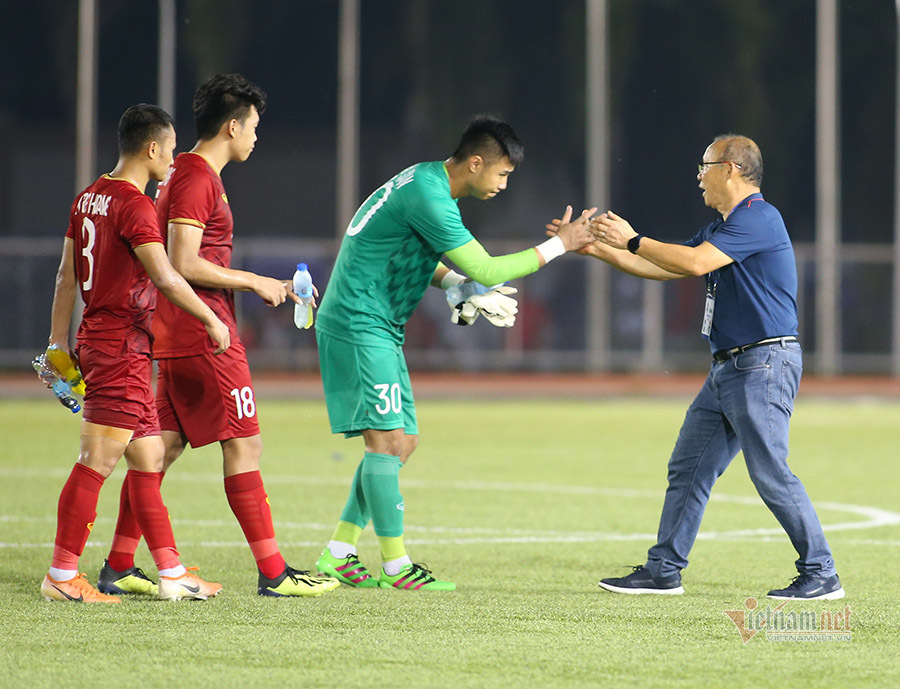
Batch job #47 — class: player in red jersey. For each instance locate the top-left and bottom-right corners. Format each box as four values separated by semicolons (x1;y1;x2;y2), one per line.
101;75;338;598
42;104;230;603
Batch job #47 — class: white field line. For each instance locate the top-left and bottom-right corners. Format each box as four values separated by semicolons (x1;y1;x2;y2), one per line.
2;469;898;548
4;536;900;549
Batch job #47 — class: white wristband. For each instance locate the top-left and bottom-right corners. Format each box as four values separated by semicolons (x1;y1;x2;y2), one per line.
535;235;566;264
440;270;467;290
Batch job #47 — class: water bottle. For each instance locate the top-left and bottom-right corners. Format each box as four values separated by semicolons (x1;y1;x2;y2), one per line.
445;280;489;307
51;378;82;413
293;263;314;329
31;354;81;413
45;344;86;396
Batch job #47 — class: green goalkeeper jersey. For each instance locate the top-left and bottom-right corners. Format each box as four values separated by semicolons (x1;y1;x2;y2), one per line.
317;161;474;345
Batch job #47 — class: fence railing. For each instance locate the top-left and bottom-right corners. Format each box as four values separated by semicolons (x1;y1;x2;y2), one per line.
0;238;893;375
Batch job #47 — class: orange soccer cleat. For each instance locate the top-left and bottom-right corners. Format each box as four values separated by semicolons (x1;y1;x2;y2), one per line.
41;573;122;603
158;567;223;601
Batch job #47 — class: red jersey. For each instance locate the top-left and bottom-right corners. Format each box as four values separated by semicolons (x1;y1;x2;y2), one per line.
66;175;162;348
152;152;238;358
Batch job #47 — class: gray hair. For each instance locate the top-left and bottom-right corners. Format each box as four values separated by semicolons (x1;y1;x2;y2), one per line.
712;134;763;186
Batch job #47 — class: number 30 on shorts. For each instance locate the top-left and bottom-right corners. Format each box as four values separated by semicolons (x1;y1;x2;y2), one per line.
373;383;402;415
230;386;256;420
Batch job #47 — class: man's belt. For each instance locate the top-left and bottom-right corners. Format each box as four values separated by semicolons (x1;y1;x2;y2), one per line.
713;336;799;363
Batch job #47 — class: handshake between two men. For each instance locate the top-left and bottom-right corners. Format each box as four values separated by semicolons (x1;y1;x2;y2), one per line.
446;204;624;329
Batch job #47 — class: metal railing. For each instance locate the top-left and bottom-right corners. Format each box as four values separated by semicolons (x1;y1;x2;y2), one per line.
0;238;894;374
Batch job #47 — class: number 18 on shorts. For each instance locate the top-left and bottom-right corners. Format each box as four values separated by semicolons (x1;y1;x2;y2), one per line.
156;342;261;447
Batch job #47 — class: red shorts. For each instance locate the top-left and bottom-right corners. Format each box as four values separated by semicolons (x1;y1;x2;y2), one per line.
155;340;259;448
77;339;160;440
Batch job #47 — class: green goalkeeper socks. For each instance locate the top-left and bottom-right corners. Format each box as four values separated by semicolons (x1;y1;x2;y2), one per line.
331;521;363;546
378;535;407;563
334;452;405;556
338;458;371;529
361;452;404;538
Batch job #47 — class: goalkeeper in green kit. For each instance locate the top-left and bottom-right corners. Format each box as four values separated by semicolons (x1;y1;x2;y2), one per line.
314;115;595;590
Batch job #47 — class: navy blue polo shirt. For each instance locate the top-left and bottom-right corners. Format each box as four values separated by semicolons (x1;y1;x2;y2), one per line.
685;193;798;353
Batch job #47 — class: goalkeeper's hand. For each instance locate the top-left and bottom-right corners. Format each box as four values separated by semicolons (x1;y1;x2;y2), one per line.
450;286;518;328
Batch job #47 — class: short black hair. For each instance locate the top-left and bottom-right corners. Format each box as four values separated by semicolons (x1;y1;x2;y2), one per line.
451;115;524;166
712;134;764;186
193;73;267;141
118;104;174;156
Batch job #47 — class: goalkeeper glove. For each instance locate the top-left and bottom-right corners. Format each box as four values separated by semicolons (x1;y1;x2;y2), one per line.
450;285;518;328
445;279;487;326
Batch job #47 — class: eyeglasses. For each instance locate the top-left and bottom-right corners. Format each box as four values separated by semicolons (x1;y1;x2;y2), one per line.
698;161;742;174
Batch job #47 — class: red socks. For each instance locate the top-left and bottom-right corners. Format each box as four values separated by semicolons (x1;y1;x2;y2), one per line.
107;471;162;571
106;469;285;578
225;471;285;579
126;470;180;571
52;463;105;570
54;465;178;573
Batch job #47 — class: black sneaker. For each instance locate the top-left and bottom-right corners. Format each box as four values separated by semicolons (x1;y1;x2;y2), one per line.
767;573;845;600
97;559;158;596
598;565;685;595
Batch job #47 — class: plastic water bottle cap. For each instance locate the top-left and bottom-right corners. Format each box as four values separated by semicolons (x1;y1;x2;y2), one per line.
297;263;307;271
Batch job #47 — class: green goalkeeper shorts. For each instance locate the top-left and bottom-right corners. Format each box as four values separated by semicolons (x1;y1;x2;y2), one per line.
316;330;418;438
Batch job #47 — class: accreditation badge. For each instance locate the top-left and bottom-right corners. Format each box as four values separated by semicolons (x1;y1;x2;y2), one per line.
702;267;719;340
701;293;715;339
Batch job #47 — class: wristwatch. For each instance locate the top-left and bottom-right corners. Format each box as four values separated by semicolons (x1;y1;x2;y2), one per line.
627;234;643;254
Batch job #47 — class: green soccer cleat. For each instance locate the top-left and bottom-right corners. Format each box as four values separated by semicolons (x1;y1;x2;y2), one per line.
316;548;379;588
258;565;340;597
97;559;159;596
379;563;456;591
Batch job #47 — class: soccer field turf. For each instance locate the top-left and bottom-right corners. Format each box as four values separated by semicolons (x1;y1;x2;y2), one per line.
1;397;898;688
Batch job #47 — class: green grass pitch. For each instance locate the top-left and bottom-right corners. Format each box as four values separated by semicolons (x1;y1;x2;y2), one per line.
1;396;899;688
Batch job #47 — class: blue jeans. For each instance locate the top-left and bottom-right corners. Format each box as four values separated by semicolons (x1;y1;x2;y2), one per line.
645;341;836;578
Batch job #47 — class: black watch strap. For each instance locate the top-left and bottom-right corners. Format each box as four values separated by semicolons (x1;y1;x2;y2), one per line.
627;234;643;254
